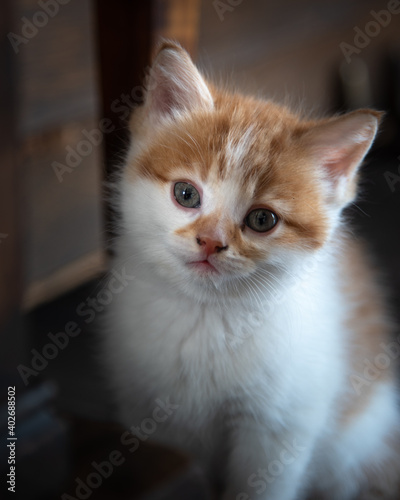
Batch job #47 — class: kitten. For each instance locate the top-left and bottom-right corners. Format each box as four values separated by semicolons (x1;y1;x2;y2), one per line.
101;41;400;499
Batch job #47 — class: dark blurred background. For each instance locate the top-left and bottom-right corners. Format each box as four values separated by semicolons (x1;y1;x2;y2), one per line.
1;0;400;499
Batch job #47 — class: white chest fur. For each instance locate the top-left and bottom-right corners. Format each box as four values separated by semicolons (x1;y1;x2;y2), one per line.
103;253;345;433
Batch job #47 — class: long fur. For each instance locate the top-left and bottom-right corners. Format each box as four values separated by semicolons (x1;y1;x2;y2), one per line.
100;42;400;499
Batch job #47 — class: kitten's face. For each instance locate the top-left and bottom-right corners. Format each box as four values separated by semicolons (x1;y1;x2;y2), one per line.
124;106;325;292
119;42;379;301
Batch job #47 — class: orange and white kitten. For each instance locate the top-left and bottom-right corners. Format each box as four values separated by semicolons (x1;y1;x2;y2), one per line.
102;42;400;499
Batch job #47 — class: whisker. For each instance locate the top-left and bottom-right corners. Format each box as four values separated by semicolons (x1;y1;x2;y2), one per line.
251;273;279;297
239;276;264;311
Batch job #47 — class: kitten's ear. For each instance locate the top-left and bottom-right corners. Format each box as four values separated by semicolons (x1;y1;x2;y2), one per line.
302;110;382;206
144;41;213;124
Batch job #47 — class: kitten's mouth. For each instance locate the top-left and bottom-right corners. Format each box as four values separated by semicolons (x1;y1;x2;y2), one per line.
188;259;219;273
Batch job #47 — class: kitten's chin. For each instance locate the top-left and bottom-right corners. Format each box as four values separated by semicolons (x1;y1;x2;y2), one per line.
174;259;228;297
181;262;252;302
187;260;219;274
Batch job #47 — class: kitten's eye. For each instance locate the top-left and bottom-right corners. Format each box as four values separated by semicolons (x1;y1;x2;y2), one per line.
174;182;201;209
244;208;278;233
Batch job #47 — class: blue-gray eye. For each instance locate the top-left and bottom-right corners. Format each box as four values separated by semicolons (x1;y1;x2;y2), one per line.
174;182;201;208
245;208;277;233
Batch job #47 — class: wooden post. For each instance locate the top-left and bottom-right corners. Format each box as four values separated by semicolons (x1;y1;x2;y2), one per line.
93;0;201;177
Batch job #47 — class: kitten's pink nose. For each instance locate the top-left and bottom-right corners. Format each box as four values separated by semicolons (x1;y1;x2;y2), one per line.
196;236;228;256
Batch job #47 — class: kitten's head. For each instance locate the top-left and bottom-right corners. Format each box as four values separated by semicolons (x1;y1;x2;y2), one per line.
118;41;381;303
